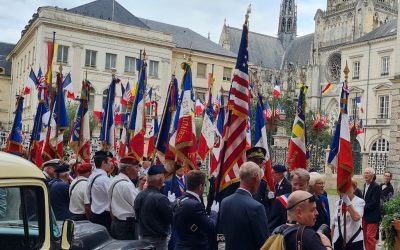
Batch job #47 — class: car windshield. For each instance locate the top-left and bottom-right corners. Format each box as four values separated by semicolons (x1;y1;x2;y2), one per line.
0;186;45;250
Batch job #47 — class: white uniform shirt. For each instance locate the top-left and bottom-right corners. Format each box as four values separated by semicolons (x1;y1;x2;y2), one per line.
332;195;365;244
87;168;111;214
108;173;139;220
69;176;89;214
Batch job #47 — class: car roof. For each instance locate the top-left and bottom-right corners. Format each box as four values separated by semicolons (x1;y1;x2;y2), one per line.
0;152;45;180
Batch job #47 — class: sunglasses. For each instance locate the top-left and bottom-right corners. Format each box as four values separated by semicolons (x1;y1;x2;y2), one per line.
286;195;316;210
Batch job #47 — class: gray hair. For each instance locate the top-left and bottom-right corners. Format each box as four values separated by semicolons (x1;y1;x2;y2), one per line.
118;162;134;172
309;172;324;187
239;161;262;184
364;167;375;175
291;168;310;183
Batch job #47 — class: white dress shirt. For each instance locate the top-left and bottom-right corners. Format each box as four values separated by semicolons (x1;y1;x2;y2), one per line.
87;168;111;214
332;195;365;244
69;176;89;214
108;173;139;220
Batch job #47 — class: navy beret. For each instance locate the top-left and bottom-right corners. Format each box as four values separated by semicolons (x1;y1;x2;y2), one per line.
147;164;166;176
55;164;70;174
272;164;287;173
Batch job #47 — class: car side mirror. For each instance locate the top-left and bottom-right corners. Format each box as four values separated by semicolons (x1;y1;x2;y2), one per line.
61;219;74;250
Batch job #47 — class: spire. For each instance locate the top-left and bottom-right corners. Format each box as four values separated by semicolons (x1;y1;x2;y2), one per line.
278;0;297;49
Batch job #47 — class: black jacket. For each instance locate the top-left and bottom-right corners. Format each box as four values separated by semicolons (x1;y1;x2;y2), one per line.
363;181;382;224
134;186;172;237
220;189;270;250
173;192;217;250
255;179;273;216
275;177;292;197
380;182;394;203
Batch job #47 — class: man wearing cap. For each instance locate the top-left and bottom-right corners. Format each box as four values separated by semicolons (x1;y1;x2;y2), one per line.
42;159;60;182
87;150;113;232
49;163;71;220
246;146;274;215
109;156;140;240
69;163;92;221
272;164;292;197
134;165;173;250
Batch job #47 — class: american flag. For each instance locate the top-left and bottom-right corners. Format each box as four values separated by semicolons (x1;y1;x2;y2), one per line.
275;103;281;116
348;117;354;129
264;101;273;119
216;21;250;192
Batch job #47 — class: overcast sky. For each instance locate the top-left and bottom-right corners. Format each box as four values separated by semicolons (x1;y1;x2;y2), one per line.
0;0;326;44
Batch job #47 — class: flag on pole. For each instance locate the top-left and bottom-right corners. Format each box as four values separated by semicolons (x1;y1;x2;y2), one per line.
197;81;215;161
62;73;75;100
69;80;91;163
156;76;179;160
273;80;281;98
255;95;274;192
357;119;365;135
322;82;333;94
100;76;117;152
287;83;308;171
328;82;353;193
195;99;205;116
128;56;147;161
6;95;24;155
46;41;58;85
145;87;153;107
264;101;273;119
147;102;159;158
24;69;39;95
216;19;250;192
245;105;251;149
169;61;197;169
210;95;225;177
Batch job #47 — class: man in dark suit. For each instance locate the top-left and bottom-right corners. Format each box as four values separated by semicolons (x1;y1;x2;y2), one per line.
163;164;187;198
272;164;292;196
49;164;71;221
220;161;270;250
362;167;382;250
173;170;218;250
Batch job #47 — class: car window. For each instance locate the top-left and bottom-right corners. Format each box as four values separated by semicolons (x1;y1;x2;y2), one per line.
0;186;45;250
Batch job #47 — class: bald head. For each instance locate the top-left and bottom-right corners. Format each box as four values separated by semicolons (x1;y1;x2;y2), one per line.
287;190;318;227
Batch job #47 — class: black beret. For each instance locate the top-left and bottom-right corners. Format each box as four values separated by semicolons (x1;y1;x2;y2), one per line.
94;150;113;158
246;147;266;160
55;164;70;174
147;164;166;176
272;164;287;173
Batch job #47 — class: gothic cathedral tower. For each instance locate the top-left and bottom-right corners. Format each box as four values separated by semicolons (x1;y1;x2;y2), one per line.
278;0;297;49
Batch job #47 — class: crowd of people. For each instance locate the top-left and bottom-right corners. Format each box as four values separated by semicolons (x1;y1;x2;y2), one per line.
41;147;396;250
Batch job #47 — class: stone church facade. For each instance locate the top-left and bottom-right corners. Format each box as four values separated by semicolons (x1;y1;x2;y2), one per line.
220;0;399;180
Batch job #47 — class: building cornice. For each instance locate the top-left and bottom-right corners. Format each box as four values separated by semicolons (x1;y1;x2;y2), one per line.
173;48;236;63
340;35;396;51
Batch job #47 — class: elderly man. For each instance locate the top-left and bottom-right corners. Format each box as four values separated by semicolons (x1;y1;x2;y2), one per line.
109;156;140;240
49;164;71;220
362;167;381;250
173;170;219;250
134;165;173;250
220;161;270;250
69;163;92;221
272;164;292;196
87;150;113;232
268;168;310;232
42;159;59;182
263;190;332;250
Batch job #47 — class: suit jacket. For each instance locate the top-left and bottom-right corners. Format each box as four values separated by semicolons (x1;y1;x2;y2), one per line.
49;179;70;221
163;175;187;198
275;177;292;197
255;179;273;216
363;181;382;224
220;189;270;250
268;194;289;233
173;192;217;250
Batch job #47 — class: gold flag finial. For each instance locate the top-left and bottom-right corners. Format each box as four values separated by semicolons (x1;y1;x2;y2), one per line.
344;61;350;82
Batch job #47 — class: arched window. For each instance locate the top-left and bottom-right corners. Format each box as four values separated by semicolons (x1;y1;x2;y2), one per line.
368;139;389;175
287;18;292;31
281;19;286;32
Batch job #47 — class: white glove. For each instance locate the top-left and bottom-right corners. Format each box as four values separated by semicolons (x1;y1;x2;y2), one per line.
268;191;275;199
211;201;220;213
168;191;176;203
342;194;352;206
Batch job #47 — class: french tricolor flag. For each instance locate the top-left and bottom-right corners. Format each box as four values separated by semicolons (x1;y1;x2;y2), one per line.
254;95;274;192
24;68;39;95
128;59;146;160
197;87;214;162
62;73;75;100
147;110;159;158
273;80;281;98
210;95;225;177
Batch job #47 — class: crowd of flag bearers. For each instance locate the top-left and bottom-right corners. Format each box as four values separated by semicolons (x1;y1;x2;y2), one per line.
2;6;396;250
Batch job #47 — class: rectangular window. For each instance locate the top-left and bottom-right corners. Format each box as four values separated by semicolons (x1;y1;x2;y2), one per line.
223;67;232;81
381;56;390;76
353;61;360;79
85;50;97;68
197;63;207;78
378;95;389;119
57;45;69;64
105;53;117;70
149;60;159;77
124;56;135;73
350;98;358;119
